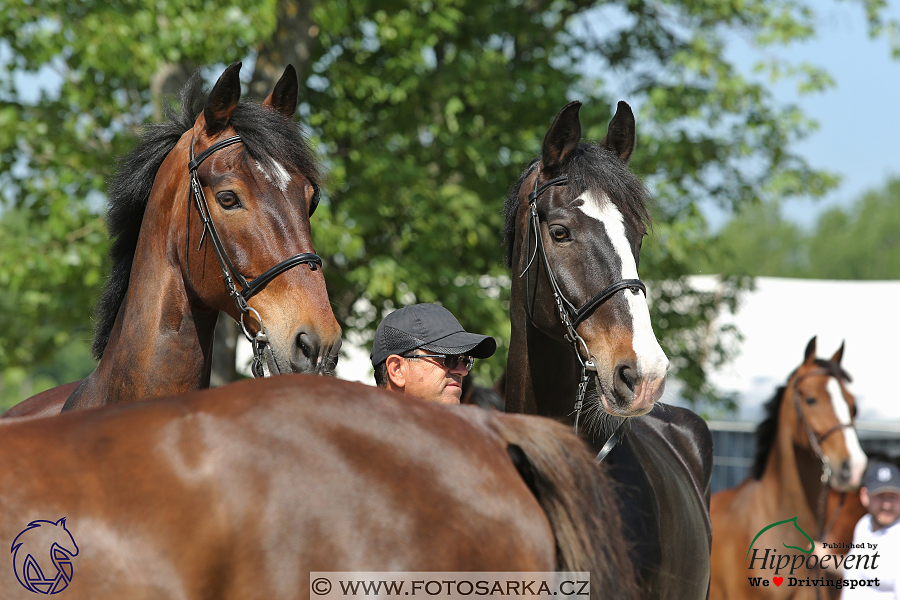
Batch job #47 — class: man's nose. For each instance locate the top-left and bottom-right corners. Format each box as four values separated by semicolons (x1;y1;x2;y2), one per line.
450;363;469;375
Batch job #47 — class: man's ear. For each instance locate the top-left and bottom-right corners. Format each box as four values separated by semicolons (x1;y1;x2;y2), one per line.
860;487;870;509
385;355;407;390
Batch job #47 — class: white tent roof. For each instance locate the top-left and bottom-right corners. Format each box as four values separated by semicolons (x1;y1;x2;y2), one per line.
688;276;900;423
243;276;900;424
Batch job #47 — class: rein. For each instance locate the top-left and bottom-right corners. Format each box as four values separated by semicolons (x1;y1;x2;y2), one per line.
790;368;854;542
520;170;644;454
187;135;323;377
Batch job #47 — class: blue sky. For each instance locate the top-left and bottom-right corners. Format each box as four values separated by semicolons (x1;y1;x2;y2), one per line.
718;2;900;230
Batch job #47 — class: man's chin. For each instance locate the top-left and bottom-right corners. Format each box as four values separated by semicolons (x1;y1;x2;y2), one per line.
437;386;462;405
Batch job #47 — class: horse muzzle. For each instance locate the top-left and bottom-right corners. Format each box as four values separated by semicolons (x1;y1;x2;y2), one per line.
596;363;666;417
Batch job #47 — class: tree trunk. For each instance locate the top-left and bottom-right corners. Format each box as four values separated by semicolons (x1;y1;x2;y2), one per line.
249;0;316;101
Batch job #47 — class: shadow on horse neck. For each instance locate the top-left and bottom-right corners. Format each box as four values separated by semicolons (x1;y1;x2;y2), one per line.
5;62;341;417
503;101;713;600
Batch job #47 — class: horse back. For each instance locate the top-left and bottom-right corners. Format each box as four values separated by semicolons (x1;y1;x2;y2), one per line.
0;380;79;418
609;403;713;599
0;375;636;599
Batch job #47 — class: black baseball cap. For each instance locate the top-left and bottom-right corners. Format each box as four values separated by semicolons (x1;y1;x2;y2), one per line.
370;303;497;367
865;462;900;496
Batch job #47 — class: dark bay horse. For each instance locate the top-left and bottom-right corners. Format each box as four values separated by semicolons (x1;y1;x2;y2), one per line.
3;62;340;418
709;337;867;599
503;101;713;599
0;375;637;600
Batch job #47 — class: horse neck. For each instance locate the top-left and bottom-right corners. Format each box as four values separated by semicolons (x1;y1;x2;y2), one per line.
68;144;218;410
505;298;582;420
762;392;825;529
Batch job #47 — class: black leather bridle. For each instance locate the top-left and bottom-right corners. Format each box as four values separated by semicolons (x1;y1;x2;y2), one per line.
790;369;856;540
520;171;646;445
187;134;323;377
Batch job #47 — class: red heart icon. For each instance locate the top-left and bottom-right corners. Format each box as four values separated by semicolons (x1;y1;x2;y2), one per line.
773;577;783;586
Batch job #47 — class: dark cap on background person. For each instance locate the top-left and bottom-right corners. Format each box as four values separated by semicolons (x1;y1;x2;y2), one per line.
370;303;496;368
864;461;900;495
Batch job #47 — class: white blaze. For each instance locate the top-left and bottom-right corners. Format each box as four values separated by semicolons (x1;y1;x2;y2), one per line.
255;159;291;193
576;191;668;380
827;377;868;485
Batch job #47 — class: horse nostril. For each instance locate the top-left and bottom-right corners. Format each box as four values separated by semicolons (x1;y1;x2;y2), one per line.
616;361;638;394
295;331;321;371
840;460;852;481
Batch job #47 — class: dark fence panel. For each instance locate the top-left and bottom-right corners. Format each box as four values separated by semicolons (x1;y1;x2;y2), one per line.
706;421;900;494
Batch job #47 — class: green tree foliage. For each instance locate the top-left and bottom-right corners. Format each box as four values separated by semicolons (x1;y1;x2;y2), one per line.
700;201;808;277
703;176;900;280
1;0;896;410
808;177;900;279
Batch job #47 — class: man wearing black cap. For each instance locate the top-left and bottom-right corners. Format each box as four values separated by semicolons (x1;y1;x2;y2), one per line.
818;460;900;598
370;303;496;404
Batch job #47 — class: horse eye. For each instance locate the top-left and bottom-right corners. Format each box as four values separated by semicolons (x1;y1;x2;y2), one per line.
549;225;570;242
216;191;241;210
805;397;817;405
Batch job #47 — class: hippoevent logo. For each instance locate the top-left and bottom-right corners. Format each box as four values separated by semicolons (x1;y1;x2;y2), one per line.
746;516;881;593
10;518;79;594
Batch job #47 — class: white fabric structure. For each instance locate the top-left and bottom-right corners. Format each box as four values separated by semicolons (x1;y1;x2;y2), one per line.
690;276;900;423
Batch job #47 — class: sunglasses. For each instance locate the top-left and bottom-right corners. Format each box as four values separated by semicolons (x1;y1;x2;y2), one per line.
401;353;475;371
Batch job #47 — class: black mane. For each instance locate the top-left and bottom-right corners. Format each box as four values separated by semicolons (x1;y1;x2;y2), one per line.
91;71;321;359
750;358;853;479
502;143;652;268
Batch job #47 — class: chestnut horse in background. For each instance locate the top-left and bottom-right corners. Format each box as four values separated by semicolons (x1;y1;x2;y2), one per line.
0;375;638;600
709;337;868;599
503;100;713;599
3;62;340;418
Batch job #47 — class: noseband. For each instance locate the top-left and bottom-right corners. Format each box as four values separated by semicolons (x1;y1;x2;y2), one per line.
520;171;646;443
187;135;323;377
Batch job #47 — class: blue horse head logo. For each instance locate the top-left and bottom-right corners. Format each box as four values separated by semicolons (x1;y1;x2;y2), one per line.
11;518;79;594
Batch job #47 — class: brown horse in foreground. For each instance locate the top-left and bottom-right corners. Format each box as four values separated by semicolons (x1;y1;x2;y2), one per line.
709;337;867;599
0;375;636;600
2;62;340;419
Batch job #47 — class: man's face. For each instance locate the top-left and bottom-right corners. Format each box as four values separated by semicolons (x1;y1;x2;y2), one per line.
865;490;900;528
402;351;471;404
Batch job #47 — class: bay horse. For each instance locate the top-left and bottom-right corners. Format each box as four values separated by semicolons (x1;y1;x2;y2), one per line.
2;62;340;418
709;337;868;599
0;375;637;600
503;100;713;599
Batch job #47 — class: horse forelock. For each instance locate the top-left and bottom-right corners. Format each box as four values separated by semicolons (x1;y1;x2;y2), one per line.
502;144;651;269
91;71;321;360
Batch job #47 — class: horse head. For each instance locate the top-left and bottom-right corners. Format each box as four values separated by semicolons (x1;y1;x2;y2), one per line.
510;101;668;419
784;336;867;491
169;62;341;374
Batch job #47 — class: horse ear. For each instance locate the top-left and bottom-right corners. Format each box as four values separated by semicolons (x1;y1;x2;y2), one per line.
204;62;243;137
263;64;298;119
831;341;845;366
600;101;636;164
803;336;818;365
541;101;582;178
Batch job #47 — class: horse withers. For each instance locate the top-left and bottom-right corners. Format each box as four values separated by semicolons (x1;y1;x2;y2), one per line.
0;375;637;600
3;62;340;418
503;100;713;599
709;337;868;599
